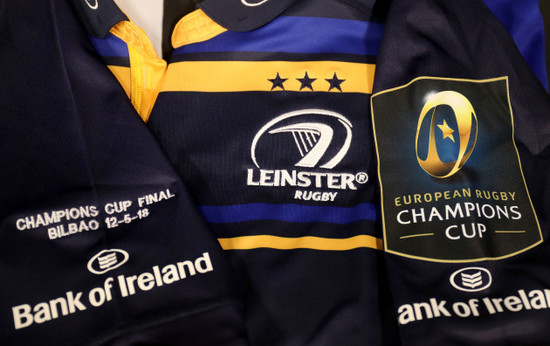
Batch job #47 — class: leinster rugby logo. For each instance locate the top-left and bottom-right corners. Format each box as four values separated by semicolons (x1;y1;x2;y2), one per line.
247;109;367;202
416;91;478;178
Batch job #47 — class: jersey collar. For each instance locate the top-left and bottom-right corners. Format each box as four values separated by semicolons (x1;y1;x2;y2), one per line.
70;0;128;38
199;0;299;31
71;0;298;37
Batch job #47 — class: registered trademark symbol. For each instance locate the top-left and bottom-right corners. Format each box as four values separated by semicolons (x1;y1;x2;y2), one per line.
355;172;368;184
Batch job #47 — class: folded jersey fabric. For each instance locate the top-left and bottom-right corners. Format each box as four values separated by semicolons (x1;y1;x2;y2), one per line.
0;0;248;344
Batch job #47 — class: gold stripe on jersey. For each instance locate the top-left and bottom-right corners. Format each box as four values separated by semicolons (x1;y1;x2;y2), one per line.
218;235;383;251
161;61;375;94
108;66;131;98
109;21;167;122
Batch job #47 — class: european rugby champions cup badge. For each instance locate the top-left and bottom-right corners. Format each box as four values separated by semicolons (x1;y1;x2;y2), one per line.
371;77;542;262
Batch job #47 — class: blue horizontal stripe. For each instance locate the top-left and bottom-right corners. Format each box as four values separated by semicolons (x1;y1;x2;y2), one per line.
199;203;378;224
174;16;383;56
89;33;129;58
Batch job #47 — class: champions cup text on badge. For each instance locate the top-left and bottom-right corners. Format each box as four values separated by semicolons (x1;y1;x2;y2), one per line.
371;77;542;262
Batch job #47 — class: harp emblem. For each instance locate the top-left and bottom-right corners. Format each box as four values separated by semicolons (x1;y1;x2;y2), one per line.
251;109;352;169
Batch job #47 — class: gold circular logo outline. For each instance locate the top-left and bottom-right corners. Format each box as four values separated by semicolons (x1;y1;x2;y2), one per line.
415;91;478;178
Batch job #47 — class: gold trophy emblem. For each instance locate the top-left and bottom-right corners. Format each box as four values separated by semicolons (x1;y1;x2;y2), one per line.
415;91;478;178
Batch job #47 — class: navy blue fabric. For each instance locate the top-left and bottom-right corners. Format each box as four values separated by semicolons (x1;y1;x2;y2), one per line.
483;0;548;90
373;0;550;344
0;0;247;344
69;0;127;38
199;0;299;32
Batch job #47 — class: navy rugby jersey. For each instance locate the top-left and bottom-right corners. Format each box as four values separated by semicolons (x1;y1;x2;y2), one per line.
84;0;550;344
0;0;248;344
87;0;399;345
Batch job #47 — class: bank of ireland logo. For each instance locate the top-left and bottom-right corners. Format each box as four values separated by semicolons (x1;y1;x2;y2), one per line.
87;249;129;275
450;267;492;292
251;109;352;169
415;91;478;178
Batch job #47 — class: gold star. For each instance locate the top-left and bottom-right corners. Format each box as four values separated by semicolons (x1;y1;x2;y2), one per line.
437;120;455;142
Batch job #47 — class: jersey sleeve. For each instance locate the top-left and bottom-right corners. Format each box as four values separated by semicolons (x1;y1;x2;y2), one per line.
371;0;550;344
0;1;248;344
